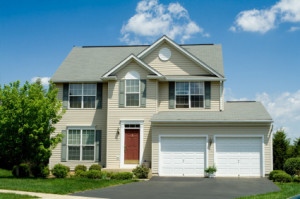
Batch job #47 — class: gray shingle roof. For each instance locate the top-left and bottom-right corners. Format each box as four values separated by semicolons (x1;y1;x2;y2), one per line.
151;102;273;123
51;44;224;83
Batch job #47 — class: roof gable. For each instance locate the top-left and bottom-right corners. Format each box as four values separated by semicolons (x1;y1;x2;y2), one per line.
138;35;224;78
102;54;163;78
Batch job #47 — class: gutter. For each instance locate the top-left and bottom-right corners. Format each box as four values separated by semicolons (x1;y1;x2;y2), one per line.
151;120;273;123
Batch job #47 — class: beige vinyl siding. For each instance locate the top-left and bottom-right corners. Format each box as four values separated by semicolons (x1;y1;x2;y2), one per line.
106;62;158;168
151;124;272;176
158;81;221;111
143;42;211;76
49;83;108;170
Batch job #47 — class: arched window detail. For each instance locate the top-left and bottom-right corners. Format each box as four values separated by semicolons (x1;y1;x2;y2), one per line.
125;71;140;106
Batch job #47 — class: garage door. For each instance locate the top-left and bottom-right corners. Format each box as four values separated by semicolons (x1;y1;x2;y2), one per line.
160;137;206;176
215;137;262;177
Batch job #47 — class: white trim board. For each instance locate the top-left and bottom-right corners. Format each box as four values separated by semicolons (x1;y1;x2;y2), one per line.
120;120;144;168
158;135;208;176
213;135;265;177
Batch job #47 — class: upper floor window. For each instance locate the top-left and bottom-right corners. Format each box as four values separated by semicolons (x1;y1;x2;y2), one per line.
68;128;95;161
175;82;204;108
125;71;140;107
69;84;96;108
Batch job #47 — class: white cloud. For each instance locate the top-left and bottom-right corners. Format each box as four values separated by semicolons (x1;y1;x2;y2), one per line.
31;77;51;86
231;0;300;33
288;26;300;32
224;88;249;101
120;0;208;44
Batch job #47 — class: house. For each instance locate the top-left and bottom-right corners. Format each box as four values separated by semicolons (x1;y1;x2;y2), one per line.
50;35;273;177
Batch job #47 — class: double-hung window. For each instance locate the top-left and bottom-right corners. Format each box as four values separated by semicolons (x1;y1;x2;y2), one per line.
125;79;140;106
175;82;204;108
69;84;96;108
68;129;95;161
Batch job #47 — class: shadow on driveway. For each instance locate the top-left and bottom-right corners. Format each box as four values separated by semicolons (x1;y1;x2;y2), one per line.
71;177;280;199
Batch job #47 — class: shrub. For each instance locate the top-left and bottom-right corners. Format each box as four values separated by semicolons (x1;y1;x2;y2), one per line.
75;170;87;178
273;171;292;182
31;164;50;178
52;164;70;178
86;170;101;179
284;157;300;176
132;166;150;179
100;171;108;179
12;163;30;178
269;170;285;181
294;176;300;183
110;172;133;180
75;165;87;174
89;164;102;171
205;165;217;174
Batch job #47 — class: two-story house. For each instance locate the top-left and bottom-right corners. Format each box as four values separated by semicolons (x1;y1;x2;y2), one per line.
50;36;273;177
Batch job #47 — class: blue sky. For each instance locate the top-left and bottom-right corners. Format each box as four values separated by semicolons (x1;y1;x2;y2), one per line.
1;0;299;139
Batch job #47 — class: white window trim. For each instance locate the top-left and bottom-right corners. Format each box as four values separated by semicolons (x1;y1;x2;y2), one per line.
125;79;140;107
120;120;144;168
158;135;209;176
67;127;96;162
213;135;265;177
175;82;205;108
68;83;97;109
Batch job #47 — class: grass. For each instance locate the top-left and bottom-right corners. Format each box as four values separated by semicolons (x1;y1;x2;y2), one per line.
0;168;136;194
0;193;38;199
237;182;300;199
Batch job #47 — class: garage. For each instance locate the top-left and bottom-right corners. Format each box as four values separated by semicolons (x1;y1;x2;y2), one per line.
159;136;207;176
215;136;263;177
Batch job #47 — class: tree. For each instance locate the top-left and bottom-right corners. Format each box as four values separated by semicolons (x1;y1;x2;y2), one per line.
273;130;290;170
0;80;64;170
292;138;300;157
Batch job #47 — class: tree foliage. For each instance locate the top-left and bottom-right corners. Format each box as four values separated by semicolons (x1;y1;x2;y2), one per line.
273;130;290;170
0;80;64;169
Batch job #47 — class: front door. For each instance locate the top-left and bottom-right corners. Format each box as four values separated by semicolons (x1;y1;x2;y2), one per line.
125;129;140;164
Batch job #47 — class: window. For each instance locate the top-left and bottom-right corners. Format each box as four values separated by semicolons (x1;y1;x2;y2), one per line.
67;129;95;161
175;82;204;108
69;84;96;108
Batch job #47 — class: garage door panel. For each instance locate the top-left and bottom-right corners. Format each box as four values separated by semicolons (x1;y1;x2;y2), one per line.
160;137;206;176
216;137;262;177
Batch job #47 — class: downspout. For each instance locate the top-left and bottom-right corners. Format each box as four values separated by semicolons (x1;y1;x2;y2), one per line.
220;81;223;111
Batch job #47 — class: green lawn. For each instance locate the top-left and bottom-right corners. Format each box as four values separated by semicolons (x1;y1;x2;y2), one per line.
237;182;300;199
0;193;38;199
0;168;136;194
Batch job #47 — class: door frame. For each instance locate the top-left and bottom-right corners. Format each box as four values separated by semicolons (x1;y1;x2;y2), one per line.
120;120;144;168
158;135;208;176
213;135;265;177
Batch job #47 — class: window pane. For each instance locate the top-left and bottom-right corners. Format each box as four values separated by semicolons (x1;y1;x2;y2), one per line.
68;130;80;145
70;84;82;96
70;96;82;108
126;93;139;106
82;130;94;145
82;146;94;161
176;82;189;95
68;146;80;160
176;95;189;108
126;80;139;93
191;95;204;108
83;84;96;96
83;96;95;108
190;82;204;95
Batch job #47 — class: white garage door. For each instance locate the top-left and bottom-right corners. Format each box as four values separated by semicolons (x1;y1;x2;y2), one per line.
160;137;206;176
215;137;262;177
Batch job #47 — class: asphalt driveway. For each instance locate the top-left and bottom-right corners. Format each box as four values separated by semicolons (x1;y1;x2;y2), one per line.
72;177;280;199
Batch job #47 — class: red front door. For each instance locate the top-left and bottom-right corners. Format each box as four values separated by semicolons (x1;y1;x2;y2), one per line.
125;129;140;164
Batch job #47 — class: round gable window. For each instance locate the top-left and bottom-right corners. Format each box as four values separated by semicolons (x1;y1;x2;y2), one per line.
159;48;171;61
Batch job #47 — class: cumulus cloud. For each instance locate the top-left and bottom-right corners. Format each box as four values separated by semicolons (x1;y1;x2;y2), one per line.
230;0;300;33
289;26;300;32
120;0;208;44
31;77;51;86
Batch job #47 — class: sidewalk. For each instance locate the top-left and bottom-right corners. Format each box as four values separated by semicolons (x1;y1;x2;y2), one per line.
0;189;106;199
